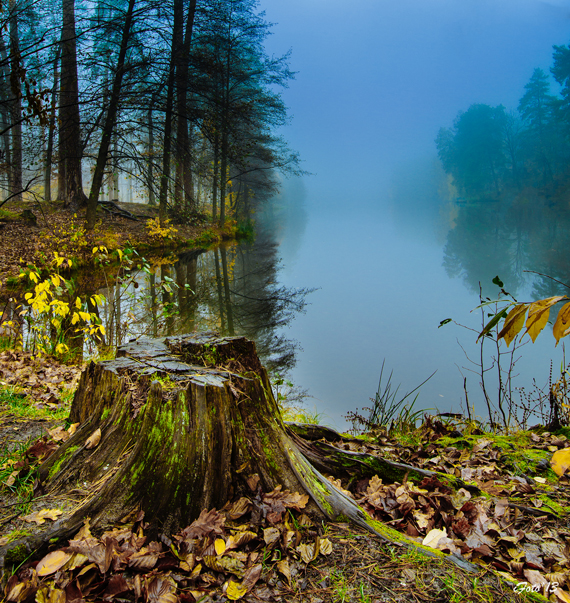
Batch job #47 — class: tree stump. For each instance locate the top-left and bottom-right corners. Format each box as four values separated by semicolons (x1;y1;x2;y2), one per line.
0;333;475;571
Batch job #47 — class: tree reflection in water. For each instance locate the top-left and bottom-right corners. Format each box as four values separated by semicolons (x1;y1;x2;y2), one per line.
96;228;313;374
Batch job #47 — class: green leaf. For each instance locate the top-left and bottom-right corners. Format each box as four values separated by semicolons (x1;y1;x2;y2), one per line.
476;308;509;342
492;275;504;288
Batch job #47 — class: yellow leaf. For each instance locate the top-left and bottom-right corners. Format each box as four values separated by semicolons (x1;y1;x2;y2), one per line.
553;588;570;603
85;428;101;449
30;272;39;283
525;296;567;343
36;551;72;576
92;247;99;254
553;302;570;346
71;312;80;325
75;297;82;310
550;449;570;477
215;538;226;556
23;508;63;525
226;579;247;601
498;304;529;347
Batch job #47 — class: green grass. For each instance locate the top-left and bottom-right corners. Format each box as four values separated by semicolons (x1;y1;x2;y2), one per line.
0;385;71;421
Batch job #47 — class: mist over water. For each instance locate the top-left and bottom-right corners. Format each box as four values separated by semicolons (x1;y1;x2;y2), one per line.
240;1;570;428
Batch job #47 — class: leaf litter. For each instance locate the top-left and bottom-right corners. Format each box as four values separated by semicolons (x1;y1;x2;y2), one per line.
4;412;570;601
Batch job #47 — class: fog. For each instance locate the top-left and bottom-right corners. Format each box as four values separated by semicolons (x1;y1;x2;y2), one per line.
261;0;570;208
253;0;570;428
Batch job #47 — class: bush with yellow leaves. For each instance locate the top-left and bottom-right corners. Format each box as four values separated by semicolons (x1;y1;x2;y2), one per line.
5;252;106;358
145;217;178;241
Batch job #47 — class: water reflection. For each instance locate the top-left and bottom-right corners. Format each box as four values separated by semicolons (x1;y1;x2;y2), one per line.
97;228;312;373
442;193;570;300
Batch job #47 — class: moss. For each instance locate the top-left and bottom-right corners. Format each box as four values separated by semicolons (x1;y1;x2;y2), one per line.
5;543;30;566
536;493;570;517
48;445;79;480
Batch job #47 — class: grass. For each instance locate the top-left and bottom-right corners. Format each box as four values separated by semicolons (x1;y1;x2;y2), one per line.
0;385;70;422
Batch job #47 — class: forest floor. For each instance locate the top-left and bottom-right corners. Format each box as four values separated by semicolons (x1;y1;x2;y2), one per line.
1;351;570;602
0;198;214;291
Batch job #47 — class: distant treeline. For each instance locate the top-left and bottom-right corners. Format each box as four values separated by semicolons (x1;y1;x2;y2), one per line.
436;43;570;203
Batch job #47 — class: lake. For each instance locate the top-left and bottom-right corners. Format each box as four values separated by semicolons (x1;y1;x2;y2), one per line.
89;169;569;433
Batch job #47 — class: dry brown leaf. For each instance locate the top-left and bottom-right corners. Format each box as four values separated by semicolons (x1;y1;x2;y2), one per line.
296;543;316;564
23;508;63;525
242;563;263;592
276;559;291;585
263;527;280;546
319;538;333;555
85;428;101;449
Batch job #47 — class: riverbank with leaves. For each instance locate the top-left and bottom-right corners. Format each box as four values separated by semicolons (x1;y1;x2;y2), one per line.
0;199;235;294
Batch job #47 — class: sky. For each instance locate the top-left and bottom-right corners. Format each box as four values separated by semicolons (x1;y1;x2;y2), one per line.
259;0;570;208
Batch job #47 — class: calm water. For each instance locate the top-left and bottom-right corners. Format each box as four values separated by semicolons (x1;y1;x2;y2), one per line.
88;175;569;431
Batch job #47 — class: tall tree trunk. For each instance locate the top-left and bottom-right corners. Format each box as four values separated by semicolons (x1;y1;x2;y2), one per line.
9;0;22;203
212;129;219;221
219;129;227;227
59;0;86;209
44;44;61;202
147;104;155;205
158;0;182;226
173;0;197;213
0;32;12;200
86;0;136;230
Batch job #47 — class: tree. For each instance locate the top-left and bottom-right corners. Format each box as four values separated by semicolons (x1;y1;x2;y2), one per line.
436;104;508;199
85;0;137;229
0;334;475;572
59;0;86;209
196;0;296;227
518;68;557;184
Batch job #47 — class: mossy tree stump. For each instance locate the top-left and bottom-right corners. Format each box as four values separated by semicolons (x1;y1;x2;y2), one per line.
0;333;475;571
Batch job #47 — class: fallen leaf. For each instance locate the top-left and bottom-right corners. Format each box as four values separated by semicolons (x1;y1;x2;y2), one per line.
226;579;247;600
422;528;448;549
551;449;570;477
277;559;291;585
36;551;72;576
263;527;280;547
553;588;570;603
319;538;333;555
23;508;63;525
296;543;316;564
85;428;101;449
215;538;226;556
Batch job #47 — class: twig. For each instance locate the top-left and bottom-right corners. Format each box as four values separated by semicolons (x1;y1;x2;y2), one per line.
523;270;570;291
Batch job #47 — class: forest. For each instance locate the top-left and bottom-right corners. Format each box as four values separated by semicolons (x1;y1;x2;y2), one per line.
0;0;300;229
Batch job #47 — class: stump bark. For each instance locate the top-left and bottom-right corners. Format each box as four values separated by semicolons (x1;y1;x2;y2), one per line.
0;333;475;571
